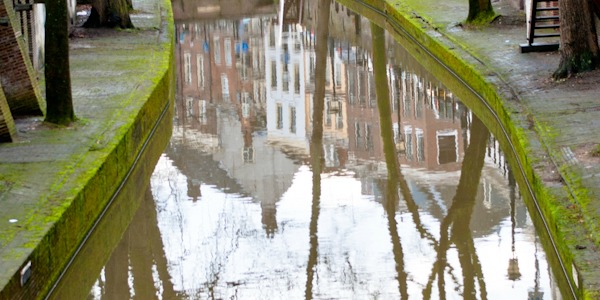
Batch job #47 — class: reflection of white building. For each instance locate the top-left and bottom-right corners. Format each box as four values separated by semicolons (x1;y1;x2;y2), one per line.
214;105;299;236
110;5;562;299
265;21;308;151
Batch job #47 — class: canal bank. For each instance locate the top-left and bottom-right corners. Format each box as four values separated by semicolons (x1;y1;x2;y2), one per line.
336;0;600;298
0;0;174;298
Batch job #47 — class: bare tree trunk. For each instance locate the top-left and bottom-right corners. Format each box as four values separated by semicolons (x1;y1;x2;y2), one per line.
45;0;76;125
466;0;495;24
553;0;600;79
84;0;134;29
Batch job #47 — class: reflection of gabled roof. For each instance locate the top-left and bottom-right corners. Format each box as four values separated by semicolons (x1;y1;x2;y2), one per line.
165;136;246;197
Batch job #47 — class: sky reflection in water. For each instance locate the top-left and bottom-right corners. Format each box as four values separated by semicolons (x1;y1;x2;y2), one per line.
86;0;562;299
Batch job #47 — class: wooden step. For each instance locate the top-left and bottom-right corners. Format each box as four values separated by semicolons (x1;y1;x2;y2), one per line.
535;15;559;21
534;24;560;29
536;7;559;12
520;42;559;53
534;33;560;38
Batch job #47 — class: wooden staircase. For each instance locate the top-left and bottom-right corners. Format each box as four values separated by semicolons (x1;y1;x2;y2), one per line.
520;0;560;53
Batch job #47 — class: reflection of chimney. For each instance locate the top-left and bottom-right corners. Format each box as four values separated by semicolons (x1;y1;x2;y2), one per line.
261;204;278;238
243;119;253;148
187;178;201;202
337;147;348;168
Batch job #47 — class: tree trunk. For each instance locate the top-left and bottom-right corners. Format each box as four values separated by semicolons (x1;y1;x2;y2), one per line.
84;0;134;29
45;0;76;125
553;0;600;79
466;0;495;24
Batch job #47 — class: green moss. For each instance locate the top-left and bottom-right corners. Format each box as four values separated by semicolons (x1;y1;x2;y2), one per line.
465;9;496;26
592;144;600;157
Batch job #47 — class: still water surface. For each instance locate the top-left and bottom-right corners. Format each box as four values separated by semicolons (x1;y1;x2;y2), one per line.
61;0;566;299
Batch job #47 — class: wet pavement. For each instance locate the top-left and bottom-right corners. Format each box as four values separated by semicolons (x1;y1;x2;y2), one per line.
0;0;172;298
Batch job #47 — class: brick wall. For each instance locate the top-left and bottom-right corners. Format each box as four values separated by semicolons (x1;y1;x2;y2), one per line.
0;0;42;117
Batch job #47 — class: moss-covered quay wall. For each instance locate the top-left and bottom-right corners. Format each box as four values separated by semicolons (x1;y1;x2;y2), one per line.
0;0;175;298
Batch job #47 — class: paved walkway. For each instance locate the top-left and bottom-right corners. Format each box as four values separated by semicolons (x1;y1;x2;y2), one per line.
370;0;600;298
0;0;172;298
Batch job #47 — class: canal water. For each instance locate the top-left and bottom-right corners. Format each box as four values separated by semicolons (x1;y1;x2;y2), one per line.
49;0;565;299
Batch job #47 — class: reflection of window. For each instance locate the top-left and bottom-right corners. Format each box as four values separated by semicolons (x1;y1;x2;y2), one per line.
290;107;296;133
336;104;343;129
354;122;361;148
186;97;194;117
335;62;342;87
184;52;192;85
199;99;207;124
283;73;289;92
368;74;376;108
242;93;251;118
359;71;366;106
403;91;411;118
309;56;315;84
269;26;275;47
282;47;289;92
221;74;229;101
294;64;300;94
224;38;232;67
271;61;277;88
416;129;425;162
214;37;221;65
240;56;248;80
325;97;332;127
365;123;373;151
243;147;255;163
348;71;356;105
197;54;204;88
416;94;424;118
437;130;458;164
405;127;413;161
325;144;339;167
276;104;283;129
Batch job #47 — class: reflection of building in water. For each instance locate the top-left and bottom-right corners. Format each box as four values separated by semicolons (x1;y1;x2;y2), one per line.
176;15;304;237
172;0;277;22
390;67;466;172
298;0;525;237
265;18;309;152
174;0;530;239
266;5;350;171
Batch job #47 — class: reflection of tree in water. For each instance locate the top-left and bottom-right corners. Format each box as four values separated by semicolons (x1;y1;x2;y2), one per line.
304;0;329;298
99;188;180;299
97;169;254;299
421;115;490;300
371;21;409;299
369;19;491;299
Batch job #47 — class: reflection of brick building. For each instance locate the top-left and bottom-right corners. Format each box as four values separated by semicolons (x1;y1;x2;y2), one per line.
345;62;466;172
176;18;268;138
301;0;466;173
175;23;218;136
176;17;280;236
390;68;466;172
172;0;276;22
